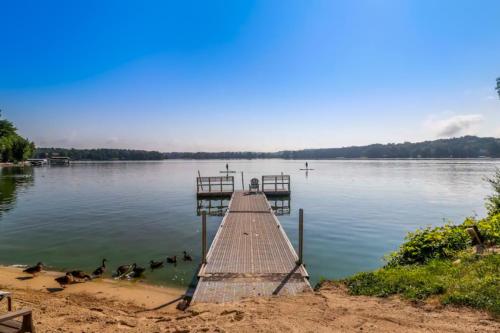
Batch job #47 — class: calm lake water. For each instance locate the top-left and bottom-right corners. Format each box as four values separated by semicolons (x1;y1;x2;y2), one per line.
1;159;499;288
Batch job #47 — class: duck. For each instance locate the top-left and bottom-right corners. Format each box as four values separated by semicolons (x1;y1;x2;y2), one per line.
55;272;75;288
116;264;134;276
150;260;164;269
69;270;92;280
92;258;107;277
131;264;146;277
23;262;43;275
183;251;193;262
166;256;177;264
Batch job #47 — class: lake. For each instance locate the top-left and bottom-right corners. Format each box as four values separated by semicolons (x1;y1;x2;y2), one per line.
0;159;499;288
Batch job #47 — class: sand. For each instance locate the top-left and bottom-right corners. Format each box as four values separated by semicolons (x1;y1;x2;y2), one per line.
1;266;498;332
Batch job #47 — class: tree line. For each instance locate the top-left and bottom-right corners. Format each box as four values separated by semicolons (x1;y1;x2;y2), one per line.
164;136;500;159
33;136;500;161
0;113;35;163
34;148;164;161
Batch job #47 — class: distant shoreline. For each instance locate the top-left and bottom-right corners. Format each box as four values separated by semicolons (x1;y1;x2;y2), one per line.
7;157;500;164
33;136;500;160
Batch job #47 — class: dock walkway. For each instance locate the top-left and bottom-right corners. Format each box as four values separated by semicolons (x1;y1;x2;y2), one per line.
192;191;311;303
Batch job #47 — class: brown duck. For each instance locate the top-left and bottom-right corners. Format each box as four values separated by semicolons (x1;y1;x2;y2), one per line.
150;260;163;269
55;272;75;288
166;256;177;264
183;251;193;261
69;270;92;280
116;264;134;276
23;262;43;275
92;259;107;278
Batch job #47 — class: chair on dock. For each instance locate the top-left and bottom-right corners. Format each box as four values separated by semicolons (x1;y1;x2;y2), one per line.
249;178;260;192
0;291;35;333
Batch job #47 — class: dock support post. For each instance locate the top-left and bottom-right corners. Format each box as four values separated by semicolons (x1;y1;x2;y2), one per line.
298;208;304;265
202;211;207;264
241;172;245;191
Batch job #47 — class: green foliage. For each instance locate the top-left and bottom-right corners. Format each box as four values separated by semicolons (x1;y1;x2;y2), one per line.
35;148;165;161
387;213;500;267
485;168;500;216
464;214;500;245
496;77;500;99
0;114;35;163
344;252;500;315
386;224;470;266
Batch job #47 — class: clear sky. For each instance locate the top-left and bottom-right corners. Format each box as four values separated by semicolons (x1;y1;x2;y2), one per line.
1;0;499;152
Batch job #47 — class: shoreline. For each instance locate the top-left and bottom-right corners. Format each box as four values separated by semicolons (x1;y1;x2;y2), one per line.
1;266;498;332
0;266;185;309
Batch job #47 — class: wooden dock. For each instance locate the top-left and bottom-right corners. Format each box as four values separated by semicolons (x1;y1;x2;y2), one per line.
197;174;291;198
196;176;235;198
192;191;311;303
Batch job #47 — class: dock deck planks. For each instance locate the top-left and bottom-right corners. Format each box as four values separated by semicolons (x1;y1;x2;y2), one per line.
192;191;311;303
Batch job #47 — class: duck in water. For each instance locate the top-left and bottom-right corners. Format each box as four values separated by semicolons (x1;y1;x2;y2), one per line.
116;264;134;276
183;251;193;261
166;256;177;264
150;260;164;269
131;264;146;277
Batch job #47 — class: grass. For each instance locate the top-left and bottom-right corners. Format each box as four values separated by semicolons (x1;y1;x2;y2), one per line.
343;251;500;316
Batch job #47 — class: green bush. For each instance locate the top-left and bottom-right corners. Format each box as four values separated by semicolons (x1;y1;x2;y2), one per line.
485;168;500;216
344;252;500;316
387;214;500;267
386;223;470;266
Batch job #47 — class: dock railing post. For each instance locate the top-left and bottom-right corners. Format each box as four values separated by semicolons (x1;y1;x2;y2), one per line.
241;172;244;191
202;211;207;264
298;208;304;265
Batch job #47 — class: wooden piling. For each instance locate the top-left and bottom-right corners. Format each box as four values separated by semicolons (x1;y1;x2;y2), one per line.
298;208;304;265
202;211;207;264
198;170;204;191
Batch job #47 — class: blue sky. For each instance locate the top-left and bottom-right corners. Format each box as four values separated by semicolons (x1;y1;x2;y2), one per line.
1;0;499;152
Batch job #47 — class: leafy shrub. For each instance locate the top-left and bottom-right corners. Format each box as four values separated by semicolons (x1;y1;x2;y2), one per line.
475;214;500;244
386;224;470;266
387;214;500;267
485;168;500;216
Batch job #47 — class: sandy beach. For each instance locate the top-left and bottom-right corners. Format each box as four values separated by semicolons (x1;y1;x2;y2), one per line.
1;266;498;332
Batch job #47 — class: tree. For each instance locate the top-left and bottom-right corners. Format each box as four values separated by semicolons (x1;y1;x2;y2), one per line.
497;77;500;99
0;111;35;162
485;168;500;216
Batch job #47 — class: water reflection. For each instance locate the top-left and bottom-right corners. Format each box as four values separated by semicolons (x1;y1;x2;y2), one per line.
267;196;291;216
196;197;230;216
0;167;34;215
196;195;291;216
